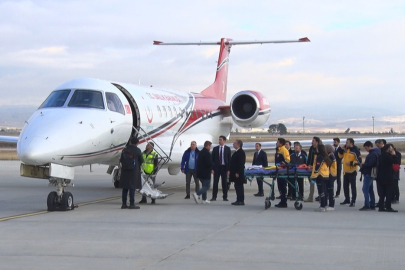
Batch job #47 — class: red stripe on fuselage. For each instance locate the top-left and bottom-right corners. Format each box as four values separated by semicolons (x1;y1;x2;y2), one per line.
179;93;225;133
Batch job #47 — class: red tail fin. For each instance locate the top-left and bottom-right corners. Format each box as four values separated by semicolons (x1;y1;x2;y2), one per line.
200;38;230;102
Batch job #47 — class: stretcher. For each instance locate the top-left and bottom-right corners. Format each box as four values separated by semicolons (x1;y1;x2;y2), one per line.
245;165;312;210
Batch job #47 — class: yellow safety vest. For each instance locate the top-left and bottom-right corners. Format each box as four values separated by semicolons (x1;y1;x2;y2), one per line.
142;151;157;174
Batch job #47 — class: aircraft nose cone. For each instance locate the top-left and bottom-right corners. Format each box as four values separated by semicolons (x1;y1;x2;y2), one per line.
18;136;55;165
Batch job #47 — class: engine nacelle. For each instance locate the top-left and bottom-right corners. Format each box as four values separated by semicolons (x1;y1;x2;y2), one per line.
230;90;271;127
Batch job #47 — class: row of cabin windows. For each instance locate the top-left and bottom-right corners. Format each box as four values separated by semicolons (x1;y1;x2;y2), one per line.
155;106;213;119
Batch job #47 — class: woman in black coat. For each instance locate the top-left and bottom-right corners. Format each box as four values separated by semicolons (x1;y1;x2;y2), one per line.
376;144;399;212
119;137;144;209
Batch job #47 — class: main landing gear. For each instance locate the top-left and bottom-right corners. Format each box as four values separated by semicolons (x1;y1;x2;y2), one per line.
47;178;75;211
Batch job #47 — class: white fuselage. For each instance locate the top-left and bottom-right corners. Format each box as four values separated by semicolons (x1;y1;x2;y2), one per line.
17;78;232;172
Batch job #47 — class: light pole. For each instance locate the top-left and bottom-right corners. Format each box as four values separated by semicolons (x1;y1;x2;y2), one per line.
372;116;375;134
303;116;305;134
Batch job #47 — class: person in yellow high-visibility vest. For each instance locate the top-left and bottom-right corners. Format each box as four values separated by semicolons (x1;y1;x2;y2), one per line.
139;142;159;204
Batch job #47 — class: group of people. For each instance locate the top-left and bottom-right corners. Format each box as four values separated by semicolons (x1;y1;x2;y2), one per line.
272;137;402;212
181;136;247;205
119;135;402;212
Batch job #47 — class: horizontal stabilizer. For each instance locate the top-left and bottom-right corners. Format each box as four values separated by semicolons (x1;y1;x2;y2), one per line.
153;37;310;46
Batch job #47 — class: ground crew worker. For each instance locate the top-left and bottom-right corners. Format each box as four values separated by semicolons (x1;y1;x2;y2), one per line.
325;144;337;211
274;138;291;208
338;138;362;207
139;142;159;204
311;144;333;212
304;137;322;202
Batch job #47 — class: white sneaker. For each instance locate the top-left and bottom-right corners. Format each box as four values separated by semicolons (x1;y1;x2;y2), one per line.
193;193;199;204
314;207;326;212
202;200;210;204
326;207;335;211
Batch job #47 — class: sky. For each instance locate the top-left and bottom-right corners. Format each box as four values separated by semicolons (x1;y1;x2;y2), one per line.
1;0;404;129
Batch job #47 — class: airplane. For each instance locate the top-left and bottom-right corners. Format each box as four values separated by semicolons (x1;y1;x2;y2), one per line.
0;37;314;211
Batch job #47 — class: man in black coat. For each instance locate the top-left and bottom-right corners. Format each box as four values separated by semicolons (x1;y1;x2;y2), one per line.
377;144;399;212
230;140;246;205
120;137;144;209
333;138;343;198
193;141;213;204
290;142;308;200
211;135;231;201
252;142;268;196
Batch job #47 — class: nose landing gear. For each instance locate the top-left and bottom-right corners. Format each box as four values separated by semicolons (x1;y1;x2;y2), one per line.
47;178;75;211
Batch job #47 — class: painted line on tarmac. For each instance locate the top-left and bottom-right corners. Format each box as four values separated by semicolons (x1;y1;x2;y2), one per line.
0;210;49;222
0;184;187;223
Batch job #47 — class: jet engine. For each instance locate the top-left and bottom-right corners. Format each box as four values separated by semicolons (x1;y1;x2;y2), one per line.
230;90;271;127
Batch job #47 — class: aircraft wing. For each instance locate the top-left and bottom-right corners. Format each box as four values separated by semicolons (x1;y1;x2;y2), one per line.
0;136;19;143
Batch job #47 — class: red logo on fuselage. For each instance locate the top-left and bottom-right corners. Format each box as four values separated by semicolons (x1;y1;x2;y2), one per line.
145;106;153;123
125;105;131;114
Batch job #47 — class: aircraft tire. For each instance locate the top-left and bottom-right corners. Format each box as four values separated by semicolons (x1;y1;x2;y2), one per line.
47;191;58;211
61;192;74;211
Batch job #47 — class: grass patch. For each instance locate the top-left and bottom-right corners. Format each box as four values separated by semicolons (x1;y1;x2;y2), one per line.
0;150;19;160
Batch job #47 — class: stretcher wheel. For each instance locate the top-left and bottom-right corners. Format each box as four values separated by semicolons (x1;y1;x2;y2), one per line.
265;200;271;209
294;201;303;210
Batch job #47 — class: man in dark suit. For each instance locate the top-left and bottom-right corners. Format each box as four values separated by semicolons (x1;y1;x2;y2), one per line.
252;143;268;196
230;140;246;205
211;135;231;201
333;138;342;198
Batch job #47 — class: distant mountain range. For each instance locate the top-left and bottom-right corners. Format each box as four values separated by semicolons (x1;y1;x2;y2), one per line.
0;105;38;128
1;104;404;133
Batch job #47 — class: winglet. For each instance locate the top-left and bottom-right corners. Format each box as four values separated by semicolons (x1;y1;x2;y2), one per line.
153;41;163;45
299;37;311;42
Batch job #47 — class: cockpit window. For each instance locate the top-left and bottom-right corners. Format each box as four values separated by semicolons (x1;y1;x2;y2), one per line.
106;92;125;115
39;90;71;108
68;90;105;109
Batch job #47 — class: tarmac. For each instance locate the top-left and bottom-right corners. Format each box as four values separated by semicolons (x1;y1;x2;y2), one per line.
1;160;405;270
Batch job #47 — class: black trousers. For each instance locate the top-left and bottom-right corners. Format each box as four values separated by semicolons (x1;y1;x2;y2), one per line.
336;163;342;195
393;179;400;201
277;178;287;204
343;172;357;203
297;178;304;199
235;182;244;202
378;182;393;210
257;176;264;194
212;166;228;199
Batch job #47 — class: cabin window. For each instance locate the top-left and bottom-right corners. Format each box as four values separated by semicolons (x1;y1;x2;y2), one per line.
200;109;204;118
162;106;167;117
173;107;177;116
168;106;172;117
106;92;125;115
194;110;198;118
68;90;105;109
39;90;71;108
157;106;162;117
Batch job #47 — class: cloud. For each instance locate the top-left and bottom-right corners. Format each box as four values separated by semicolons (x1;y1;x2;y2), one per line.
0;0;404;131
